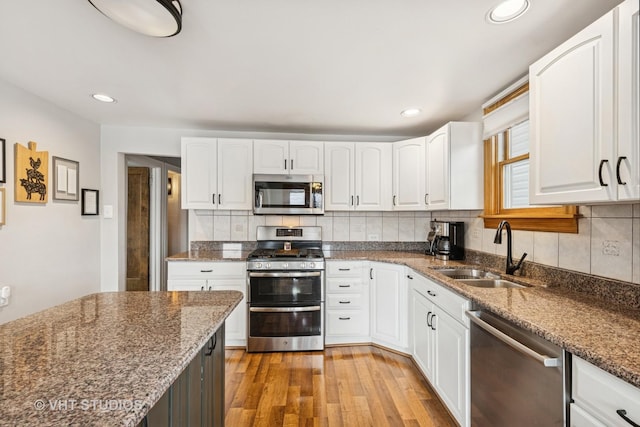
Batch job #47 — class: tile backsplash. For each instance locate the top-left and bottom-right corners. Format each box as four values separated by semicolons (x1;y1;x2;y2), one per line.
188;203;640;285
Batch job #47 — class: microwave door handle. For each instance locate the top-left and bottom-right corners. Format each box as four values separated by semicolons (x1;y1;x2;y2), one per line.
257;191;263;208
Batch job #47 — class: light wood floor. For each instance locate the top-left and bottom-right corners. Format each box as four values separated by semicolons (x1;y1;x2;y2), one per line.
224;345;457;426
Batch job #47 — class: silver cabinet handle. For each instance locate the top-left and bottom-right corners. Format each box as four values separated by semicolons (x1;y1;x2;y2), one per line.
200;286;205;291
338;268;351;271
425;193;429;205
351;195;354;206
393;195;397;206
616;156;628;185
291;159;294;170
466;311;562;368
407;275;413;280
369;268;374;280
250;306;321;313
200;269;213;273
218;194;222;205
427;290;436;297
284;159;287;170
356;195;360;206
212;194;216;204
338;284;351;288
338;300;351;304
339;317;351;320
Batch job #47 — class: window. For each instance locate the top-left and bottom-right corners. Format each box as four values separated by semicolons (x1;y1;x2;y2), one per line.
482;80;578;233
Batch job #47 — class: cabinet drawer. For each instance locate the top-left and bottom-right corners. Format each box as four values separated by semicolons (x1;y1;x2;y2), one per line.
572;356;640;426
327;294;364;309
167;280;206;291
570;403;607;427
412;272;470;325
327;278;364;293
326;310;367;336
326;261;365;277
168;261;246;279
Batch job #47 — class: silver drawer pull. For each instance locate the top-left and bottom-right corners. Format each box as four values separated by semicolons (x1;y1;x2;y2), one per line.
200;269;213;273
338;284;351;288
338;268;351;271
339;301;351;304
338;317;351;320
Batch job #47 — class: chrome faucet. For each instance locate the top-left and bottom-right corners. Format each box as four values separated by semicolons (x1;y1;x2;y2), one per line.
494;220;527;275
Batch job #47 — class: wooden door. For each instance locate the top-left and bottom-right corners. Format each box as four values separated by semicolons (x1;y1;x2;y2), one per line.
127;167;150;291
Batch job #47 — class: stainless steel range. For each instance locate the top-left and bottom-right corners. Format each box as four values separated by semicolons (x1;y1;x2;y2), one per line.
246;226;325;352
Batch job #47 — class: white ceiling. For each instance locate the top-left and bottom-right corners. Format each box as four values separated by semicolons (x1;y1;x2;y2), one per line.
0;0;622;137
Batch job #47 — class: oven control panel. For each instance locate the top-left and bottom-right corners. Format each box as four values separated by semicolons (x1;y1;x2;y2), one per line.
247;260;325;271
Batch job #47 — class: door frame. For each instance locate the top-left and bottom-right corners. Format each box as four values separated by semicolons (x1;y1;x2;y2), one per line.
125;155;169;291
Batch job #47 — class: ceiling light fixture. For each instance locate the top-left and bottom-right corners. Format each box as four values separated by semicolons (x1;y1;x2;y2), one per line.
92;93;116;103
87;0;183;37
487;0;530;24
400;108;422;118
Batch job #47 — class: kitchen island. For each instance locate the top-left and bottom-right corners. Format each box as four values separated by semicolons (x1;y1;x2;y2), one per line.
0;290;243;426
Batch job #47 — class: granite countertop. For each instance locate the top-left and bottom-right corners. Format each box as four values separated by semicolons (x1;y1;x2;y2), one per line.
0;291;243;427
327;251;640;389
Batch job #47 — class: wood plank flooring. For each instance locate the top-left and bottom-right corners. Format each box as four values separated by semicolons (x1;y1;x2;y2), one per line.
224;345;457;426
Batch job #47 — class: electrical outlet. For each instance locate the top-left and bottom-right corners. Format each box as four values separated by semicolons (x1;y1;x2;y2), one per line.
602;240;620;256
368;234;380;241
472;229;481;239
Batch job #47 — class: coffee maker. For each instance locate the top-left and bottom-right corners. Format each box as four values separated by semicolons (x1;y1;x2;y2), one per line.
427;220;465;260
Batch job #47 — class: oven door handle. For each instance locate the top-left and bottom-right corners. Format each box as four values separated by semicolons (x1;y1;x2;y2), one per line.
249;306;322;313
248;271;322;278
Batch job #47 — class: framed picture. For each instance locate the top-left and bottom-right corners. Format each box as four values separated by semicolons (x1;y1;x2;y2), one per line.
81;188;99;215
0;187;5;225
52;156;79;201
0;138;5;183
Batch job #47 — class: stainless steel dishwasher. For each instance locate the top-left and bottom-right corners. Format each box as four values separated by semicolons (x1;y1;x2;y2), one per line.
466;310;566;427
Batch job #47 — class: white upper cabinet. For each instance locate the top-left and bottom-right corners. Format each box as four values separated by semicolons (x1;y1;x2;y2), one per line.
425;122;483;211
324;143;355;210
181;137;253;210
289;141;324;175
617;0;640;201
324;142;391;211
216;139;254;210
355;143;392;211
392;137;426;210
530;0;639;204
253;140;288;174
254;140;323;175
181;137;217;209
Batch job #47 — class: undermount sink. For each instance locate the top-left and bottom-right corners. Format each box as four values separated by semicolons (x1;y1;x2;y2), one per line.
436;268;501;280
435;268;527;289
458;279;527;289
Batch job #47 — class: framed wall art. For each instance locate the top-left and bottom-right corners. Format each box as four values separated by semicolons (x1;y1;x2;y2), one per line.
52;156;79;201
0;138;5;183
0;187;5;225
81;188;99;215
15;141;48;203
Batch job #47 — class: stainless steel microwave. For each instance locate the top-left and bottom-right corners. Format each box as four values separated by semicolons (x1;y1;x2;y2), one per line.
253;174;324;215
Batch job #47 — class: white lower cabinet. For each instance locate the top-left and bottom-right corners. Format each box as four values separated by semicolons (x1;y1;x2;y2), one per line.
370;262;408;352
571;355;640;427
325;261;370;345
409;270;470;427
167;261;247;347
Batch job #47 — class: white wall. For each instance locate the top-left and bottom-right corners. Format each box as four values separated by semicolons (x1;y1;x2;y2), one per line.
0;79;101;323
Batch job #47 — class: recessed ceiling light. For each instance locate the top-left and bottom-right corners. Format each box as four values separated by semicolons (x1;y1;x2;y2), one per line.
401;108;421;118
92;93;116;103
487;0;530;24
